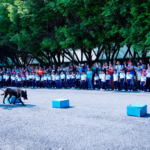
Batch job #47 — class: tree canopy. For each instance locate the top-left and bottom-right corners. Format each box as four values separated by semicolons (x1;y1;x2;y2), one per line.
0;0;150;66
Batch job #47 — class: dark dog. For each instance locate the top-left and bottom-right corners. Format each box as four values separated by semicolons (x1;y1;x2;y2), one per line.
1;88;28;106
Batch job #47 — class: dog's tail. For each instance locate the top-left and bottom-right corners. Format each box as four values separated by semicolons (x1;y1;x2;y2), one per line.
0;89;5;92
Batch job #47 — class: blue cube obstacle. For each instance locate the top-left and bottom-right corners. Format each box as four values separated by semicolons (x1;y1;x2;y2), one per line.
6;96;21;104
52;99;69;108
127;104;147;117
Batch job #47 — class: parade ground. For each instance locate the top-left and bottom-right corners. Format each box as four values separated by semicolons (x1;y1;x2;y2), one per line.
0;89;150;150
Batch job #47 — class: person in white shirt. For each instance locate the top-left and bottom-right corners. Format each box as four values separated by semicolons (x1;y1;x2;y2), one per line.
47;73;52;88
55;72;60;88
119;69;126;91
26;73;30;88
35;74;40;88
113;70;119;91
71;72;75;89
0;74;2;87
51;72;56;88
32;73;36;88
146;66;150;91
3;73;6;87
66;72;71;88
41;74;44;88
43;73;48;88
60;71;65;88
5;73;9;87
29;72;33;87
141;72;146;92
94;73;99;90
126;70;133;91
137;69;142;91
17;75;22;88
100;70;106;90
11;74;16;87
76;71;81;88
99;71;102;90
22;74;26;87
105;71;111;90
80;71;87;89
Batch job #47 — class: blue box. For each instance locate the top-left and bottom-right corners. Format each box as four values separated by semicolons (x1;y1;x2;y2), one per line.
52;99;69;108
6;96;21;104
127;104;147;117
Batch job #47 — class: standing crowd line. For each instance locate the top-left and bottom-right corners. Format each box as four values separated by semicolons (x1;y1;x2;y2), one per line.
0;59;150;92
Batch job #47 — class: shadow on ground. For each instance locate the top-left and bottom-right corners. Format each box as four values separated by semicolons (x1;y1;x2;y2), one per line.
0;104;36;110
143;113;150;118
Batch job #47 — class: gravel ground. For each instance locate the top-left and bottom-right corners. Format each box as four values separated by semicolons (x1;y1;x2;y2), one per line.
0;89;150;150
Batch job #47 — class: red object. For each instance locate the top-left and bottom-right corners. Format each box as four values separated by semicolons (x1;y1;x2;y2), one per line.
108;68;113;74
128;60;130;63
38;70;44;75
121;68;124;71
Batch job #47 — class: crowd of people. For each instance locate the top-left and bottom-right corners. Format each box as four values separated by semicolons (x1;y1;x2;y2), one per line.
0;59;150;92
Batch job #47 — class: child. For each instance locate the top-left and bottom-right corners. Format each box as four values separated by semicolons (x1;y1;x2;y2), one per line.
55;72;60;88
137;69;142;91
5;73;9;87
120;69;126;91
80;71;87;90
11;74;16;87
17;75;22;88
100;70;106;91
43;73;48;88
141;72;146;92
99;71;102;90
3;73;6;87
66;72;71;88
22;74;26;87
60;71;65;88
75;71;81;89
35;74;40;88
51;72;56;88
26;73;30;88
105;71;111;90
47;73;52;88
126;70;133;91
113;69;118;91
40;74;44;88
71;72;75;89
32;73;36;88
29;72;33;87
94;73;99;90
0;74;2;88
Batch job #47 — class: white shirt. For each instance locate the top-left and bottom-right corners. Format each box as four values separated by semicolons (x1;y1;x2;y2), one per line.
115;65;122;74
146;69;150;77
41;77;44;81
126;74;132;80
43;76;47;80
55;75;60;80
47;76;51;80
3;75;6;79
113;73;118;81
71;74;75;79
61;74;65;79
51;75;56;81
137;72;142;81
94;76;99;81
22;77;26;81
26;75;30;80
141;76;146;82
81;74;87;80
18;77;21;82
11;76;15;81
5;75;9;80
32;75;36;79
101;74;106;82
120;73;125;79
29;75;33;79
106;74;110;80
76;74;81;79
36;77;40;81
66;75;71;80
99;74;102;80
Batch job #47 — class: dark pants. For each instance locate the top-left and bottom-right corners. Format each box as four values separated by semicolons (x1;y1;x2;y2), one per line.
44;80;47;88
17;81;21;88
71;79;75;87
81;80;86;89
66;79;70;88
94;80;99;89
36;81;40;88
12;80;15;87
114;81;118;90
120;79;125;90
61;79;65;88
52;81;56;88
29;79;32;86
102;82;105;89
76;79;80;88
146;77;150;90
0;81;2;87
127;79;132;90
47;80;51;88
138;81;141;90
32;79;35;87
56;80;60;88
141;81;146;91
105;80;110;89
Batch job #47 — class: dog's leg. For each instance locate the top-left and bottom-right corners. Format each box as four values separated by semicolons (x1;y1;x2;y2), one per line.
3;93;8;104
8;95;12;104
18;98;25;106
13;97;17;105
